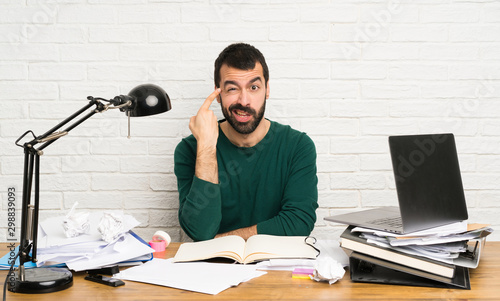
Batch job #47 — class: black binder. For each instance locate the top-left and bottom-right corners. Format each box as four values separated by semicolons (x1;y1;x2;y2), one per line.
349;252;471;290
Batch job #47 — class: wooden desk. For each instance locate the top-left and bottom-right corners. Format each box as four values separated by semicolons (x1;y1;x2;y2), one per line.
1;242;499;300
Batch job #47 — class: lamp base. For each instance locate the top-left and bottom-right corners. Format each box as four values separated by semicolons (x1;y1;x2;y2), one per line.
8;267;73;294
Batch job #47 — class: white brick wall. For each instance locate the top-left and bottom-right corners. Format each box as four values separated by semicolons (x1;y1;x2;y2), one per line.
1;0;499;243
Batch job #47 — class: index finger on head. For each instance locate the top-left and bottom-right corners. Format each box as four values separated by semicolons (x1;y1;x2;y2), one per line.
200;88;221;111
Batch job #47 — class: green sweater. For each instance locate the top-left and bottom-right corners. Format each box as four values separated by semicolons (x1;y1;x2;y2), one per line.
174;119;318;241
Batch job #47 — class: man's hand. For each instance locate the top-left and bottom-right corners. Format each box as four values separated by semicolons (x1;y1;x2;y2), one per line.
189;88;221;149
215;225;257;241
190;88;221;184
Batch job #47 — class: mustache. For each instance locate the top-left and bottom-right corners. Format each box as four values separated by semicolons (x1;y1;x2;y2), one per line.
228;104;256;115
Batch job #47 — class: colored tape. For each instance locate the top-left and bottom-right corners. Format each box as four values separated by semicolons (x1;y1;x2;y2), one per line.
148;230;171;252
149;240;166;252
152;230;171;246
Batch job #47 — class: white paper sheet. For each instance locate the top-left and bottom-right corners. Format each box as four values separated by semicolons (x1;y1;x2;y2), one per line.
116;258;267;295
255;258;315;271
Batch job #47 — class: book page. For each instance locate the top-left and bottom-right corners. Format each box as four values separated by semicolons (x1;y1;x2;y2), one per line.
243;235;318;264
173;235;246;263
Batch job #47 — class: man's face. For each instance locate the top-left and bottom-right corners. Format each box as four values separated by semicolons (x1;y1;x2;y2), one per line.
217;63;269;135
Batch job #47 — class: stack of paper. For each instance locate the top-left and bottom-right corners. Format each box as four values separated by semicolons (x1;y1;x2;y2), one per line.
35;212;153;271
350;222;492;268
340;222;493;289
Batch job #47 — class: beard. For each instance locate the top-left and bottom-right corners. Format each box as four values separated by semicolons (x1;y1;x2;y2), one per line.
220;96;266;135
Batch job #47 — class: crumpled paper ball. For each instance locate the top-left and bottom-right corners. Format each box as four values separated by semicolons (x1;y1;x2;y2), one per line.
62;202;90;238
311;256;346;285
97;212;124;243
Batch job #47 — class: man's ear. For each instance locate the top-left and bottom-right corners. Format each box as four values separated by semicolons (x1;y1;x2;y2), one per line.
266;81;270;99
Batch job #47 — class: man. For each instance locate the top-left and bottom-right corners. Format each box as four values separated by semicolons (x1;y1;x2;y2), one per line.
174;43;318;241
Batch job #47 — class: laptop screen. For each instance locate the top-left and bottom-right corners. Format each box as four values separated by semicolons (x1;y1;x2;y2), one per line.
389;133;468;233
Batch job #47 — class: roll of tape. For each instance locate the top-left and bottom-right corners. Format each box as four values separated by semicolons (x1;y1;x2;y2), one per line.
149;240;166;252
152;230;171;248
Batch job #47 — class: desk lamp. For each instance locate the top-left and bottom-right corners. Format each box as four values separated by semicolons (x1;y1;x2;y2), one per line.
9;84;171;293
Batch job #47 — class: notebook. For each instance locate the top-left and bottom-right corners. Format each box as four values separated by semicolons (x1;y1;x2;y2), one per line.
324;133;468;234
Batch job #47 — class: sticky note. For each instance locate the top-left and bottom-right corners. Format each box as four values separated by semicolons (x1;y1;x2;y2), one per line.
292;268;314;279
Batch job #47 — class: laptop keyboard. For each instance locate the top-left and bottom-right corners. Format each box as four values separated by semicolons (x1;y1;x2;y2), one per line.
369;216;403;228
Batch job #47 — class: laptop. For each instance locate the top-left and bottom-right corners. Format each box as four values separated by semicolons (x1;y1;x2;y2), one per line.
324;133;468;234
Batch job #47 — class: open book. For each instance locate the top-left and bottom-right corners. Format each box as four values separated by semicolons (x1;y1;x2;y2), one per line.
173;235;318;264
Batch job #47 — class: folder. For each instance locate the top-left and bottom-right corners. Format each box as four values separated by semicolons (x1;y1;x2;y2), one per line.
349;252;470;290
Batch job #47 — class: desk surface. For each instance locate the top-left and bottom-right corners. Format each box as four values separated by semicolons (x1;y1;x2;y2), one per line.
1;241;499;300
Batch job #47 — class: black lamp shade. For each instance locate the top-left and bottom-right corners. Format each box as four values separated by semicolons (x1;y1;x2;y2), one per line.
127;84;171;117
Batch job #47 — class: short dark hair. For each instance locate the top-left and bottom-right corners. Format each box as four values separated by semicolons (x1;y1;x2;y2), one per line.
214;43;269;88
